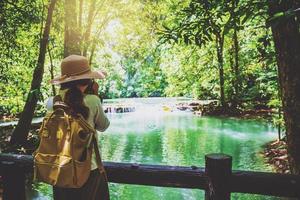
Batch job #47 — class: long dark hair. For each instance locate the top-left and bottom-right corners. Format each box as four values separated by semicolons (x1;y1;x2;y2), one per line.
60;79;92;119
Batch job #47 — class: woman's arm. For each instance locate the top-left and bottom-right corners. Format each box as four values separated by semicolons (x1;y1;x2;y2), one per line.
94;99;110;132
85;81;110;131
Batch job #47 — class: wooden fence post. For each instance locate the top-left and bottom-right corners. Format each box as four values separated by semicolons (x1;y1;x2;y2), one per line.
205;153;232;200
2;161;26;200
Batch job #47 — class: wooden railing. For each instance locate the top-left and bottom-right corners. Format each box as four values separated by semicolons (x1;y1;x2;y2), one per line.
0;153;299;200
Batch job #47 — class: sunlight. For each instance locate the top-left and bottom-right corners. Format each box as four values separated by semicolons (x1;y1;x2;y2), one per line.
105;19;122;39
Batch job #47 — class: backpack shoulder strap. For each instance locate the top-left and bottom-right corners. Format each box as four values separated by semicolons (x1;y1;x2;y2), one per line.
77;115;107;180
93;136;108;181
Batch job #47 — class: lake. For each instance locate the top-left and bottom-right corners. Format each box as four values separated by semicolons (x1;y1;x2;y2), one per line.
29;98;283;200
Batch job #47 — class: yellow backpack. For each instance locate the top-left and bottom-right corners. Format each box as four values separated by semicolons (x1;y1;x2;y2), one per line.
33;96;105;188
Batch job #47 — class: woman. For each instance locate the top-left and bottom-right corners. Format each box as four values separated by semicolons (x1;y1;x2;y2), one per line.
49;55;110;200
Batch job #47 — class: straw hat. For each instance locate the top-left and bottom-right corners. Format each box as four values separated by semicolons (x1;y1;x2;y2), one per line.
50;55;106;85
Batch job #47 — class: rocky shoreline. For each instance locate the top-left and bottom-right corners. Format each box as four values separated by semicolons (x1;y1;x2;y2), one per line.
263;140;290;174
176;101;274;120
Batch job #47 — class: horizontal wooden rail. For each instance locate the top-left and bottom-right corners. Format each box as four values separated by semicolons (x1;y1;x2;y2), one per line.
231;170;300;197
0;153;299;200
0;154;207;189
105;162;207;189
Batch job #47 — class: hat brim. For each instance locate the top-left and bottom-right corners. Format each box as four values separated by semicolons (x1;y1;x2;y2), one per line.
50;70;106;85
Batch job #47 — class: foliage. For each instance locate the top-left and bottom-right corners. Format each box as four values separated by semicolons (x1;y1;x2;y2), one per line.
158;0;280;111
0;0;283;120
0;0;43;116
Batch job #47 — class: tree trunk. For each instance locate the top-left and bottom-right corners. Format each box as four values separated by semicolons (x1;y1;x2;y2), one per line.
47;45;56;96
10;0;57;145
268;0;300;174
232;21;240;108
64;0;80;57
89;41;96;64
82;0;97;57
78;0;83;31
229;0;240;109
78;0;83;54
216;33;226;109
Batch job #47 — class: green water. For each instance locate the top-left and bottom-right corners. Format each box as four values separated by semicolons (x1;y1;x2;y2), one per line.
30;99;284;200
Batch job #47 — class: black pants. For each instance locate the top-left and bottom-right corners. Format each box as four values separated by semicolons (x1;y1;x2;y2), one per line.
53;169;110;200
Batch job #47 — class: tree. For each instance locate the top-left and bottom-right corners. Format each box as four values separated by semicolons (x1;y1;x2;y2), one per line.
0;0;42;117
268;0;300;174
161;0;236;109
228;0;241;108
64;0;80;57
10;0;58;145
227;0;263;108
82;0;97;57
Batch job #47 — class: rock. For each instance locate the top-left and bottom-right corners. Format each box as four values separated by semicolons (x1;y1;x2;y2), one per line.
279;149;287;154
189;102;200;106
263;139;290;174
194;111;202;116
277;155;288;160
